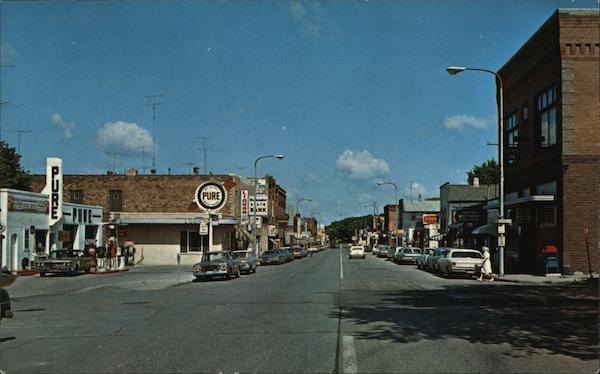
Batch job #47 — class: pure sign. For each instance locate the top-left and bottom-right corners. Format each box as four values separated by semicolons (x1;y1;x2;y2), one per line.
46;158;63;226
195;181;227;212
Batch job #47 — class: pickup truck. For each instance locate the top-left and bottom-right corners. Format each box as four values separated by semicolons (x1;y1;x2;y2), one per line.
33;249;96;276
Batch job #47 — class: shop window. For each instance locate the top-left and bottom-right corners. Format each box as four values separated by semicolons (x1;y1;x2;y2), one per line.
108;190;123;212
536;86;557;147
24;229;30;249
538;206;556;227
71;190;83;204
180;231;209;252
522;105;529;122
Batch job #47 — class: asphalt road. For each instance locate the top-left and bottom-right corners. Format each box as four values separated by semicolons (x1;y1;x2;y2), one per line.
1;248;597;373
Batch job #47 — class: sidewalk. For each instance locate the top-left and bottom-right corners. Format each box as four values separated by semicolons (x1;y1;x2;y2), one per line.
495;272;598;285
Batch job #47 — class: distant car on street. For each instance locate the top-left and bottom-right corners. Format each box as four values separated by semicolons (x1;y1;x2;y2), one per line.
291;246;307;258
232;250;258;274
394;247;423;264
348;245;366;259
278;249;294;262
437;248;484;276
260;250;285;265
33;249;96;276
377;245;392;259
193;251;240;280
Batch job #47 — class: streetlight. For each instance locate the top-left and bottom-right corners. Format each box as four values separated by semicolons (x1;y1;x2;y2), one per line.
252;154;285;257
377;180;399;247
446;65;505;277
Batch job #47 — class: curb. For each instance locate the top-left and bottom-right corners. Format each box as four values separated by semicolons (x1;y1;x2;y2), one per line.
89;268;130;275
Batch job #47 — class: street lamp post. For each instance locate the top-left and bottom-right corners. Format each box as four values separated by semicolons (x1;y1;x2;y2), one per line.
447;65;505;277
377;181;399;247
252;154;284;257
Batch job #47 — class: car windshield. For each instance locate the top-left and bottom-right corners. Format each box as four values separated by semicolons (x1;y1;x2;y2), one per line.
202;253;226;262
233;252;248;259
452;251;483;259
49;250;78;259
263;251;278;256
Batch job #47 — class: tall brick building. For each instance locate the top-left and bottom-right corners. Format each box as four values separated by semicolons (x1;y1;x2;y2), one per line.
499;9;599;273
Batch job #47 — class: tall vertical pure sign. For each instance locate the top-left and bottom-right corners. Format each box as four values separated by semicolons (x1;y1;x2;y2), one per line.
44;158;63;226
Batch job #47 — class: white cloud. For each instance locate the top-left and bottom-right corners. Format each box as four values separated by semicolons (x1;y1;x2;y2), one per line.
286;1;341;40
404;182;429;198
336;150;390;180
97;121;153;154
50;113;74;139
443;114;487;131
303;173;322;185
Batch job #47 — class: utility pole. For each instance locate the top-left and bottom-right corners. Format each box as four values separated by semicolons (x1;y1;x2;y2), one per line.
198;136;211;174
136;146;149;175
145;94;164;175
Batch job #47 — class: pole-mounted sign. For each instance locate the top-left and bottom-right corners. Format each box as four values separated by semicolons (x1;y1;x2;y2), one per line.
42;158;63;226
194;181;227;212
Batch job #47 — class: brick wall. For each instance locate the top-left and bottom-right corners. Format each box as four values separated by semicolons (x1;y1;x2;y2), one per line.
29;175;254;221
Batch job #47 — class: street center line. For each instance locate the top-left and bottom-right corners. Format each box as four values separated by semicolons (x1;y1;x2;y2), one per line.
339;247;344;279
342;335;358;373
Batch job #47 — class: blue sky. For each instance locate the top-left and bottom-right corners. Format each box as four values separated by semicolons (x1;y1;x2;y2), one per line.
1;0;597;224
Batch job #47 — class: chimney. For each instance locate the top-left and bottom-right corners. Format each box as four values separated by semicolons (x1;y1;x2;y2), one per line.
473;177;480;187
126;168;138;176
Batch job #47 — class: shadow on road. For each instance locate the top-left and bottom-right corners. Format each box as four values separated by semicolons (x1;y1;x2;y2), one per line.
334;281;598;361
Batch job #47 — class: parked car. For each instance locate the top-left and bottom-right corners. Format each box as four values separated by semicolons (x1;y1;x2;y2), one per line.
192;251;240;280
307;247;319;254
291;246;307;258
232;250;258;274
437;248;484;276
363;244;372;253
260;250;285;265
394;247;423;264
416;248;435;270
0;268;15;321
348;245;366;259
278;249;294;262
425;248;450;272
377;245;391;259
372;245;381;256
33;249;96;276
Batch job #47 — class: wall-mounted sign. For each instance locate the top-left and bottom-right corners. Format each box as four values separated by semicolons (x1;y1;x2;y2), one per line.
199;221;208;235
455;210;482;223
195;181;227;212
240;190;249;220
249;199;268;216
422;214;438;225
7;197;48;213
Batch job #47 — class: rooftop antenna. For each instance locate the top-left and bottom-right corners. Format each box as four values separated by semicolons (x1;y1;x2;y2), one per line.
183;162;198;175
136;146;150;175
5;128;31;154
145;94;164;174
198;136;211;174
105;152;123;174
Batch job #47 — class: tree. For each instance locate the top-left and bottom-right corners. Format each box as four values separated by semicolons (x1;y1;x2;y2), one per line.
0;141;31;190
466;159;499;185
326;215;374;243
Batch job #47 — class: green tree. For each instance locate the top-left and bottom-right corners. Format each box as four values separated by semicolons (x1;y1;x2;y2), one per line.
0;141;31;190
326;215;374;243
466;159;499;185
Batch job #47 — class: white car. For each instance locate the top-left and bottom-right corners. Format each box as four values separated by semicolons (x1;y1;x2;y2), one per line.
348;246;366;259
437;248;484;276
394;247;422;264
416;248;435;270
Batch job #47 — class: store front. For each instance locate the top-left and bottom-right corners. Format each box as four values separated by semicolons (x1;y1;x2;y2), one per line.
0;188;103;272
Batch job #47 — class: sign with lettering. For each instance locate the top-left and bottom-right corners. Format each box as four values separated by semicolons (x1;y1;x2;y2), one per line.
46;158;63;226
241;190;249;220
249;199;268;216
422;214;438;225
195;181;227;212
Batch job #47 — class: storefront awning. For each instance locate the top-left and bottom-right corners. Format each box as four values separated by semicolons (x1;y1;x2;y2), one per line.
472;223;497;236
235;227;254;242
110;212;240;225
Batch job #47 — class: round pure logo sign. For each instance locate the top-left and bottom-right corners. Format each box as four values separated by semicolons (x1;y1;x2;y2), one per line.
195;182;227;211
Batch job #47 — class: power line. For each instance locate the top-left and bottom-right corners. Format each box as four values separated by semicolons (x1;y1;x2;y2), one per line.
145;94;164;174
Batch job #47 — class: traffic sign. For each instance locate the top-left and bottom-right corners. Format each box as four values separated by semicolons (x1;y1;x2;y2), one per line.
498;235;506;247
498;218;513;225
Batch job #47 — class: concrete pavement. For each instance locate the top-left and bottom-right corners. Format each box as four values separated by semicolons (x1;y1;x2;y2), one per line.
1;248;597;373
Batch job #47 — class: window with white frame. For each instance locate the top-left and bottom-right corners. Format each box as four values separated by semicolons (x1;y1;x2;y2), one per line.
506;111;518;146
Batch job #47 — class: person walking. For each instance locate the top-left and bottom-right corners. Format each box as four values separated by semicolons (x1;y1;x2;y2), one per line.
478;246;494;282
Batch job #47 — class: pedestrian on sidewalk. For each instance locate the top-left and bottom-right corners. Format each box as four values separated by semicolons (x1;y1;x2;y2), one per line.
478;246;494;282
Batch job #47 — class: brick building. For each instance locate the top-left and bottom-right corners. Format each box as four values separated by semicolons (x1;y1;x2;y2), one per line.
499;9;599;273
30;173;258;265
382;204;399;246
